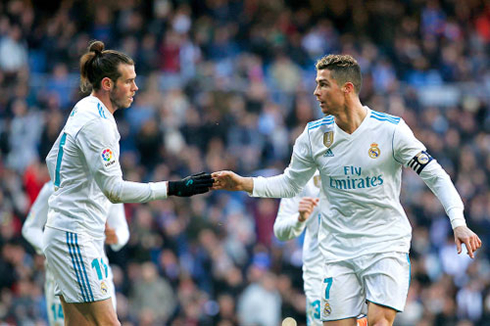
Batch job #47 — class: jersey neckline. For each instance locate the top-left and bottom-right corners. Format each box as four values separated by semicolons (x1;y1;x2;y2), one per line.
333;106;371;140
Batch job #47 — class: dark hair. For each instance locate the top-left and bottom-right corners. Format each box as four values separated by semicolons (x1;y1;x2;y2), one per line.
315;54;362;94
79;40;134;92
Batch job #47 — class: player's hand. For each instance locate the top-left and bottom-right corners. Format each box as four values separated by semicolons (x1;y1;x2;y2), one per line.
454;225;482;259
298;197;319;222
104;223;118;245
168;172;214;197
211;171;253;192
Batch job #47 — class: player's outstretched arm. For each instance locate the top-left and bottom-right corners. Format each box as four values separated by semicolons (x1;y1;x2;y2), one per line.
168;172;214;197
453;225;482;259
211;171;254;192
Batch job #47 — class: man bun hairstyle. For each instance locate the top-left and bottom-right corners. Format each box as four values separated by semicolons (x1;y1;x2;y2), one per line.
89;40;104;56
80;40;134;92
315;54;362;94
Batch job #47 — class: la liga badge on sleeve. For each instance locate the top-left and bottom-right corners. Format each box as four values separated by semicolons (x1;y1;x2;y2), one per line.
101;148;116;167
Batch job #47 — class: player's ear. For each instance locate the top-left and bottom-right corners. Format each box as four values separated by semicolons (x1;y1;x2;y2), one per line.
101;77;113;91
343;82;355;94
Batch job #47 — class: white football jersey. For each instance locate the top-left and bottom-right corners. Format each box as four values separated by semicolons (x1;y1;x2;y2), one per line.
253;107;465;263
46;96;167;238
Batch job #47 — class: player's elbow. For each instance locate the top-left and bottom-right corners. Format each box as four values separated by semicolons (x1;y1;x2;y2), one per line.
104;190;122;204
273;224;288;241
284;185;301;198
101;184;123;203
275;233;288;241
21;225;29;239
273;228;281;240
100;178;124;203
287;190;300;198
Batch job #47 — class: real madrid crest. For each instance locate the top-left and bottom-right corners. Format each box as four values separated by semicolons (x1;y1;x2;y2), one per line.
100;281;108;294
368;143;380;159
313;175;321;188
323;301;332;316
323;131;334;148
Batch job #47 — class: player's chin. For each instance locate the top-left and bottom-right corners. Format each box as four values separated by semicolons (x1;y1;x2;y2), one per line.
321;106;330;114
121;101;133;109
319;104;329;114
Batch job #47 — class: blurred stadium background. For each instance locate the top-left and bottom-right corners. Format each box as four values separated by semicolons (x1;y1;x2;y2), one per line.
0;0;489;325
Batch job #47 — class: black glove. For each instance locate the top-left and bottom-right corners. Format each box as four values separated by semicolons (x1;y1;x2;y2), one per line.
168;172;214;197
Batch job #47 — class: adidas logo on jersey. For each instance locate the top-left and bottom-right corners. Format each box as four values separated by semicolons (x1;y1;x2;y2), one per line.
323;149;334;157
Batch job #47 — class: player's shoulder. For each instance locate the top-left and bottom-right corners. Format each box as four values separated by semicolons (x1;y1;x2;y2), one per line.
71;96;110;122
65;96;113;135
368;109;402;126
306;115;335;132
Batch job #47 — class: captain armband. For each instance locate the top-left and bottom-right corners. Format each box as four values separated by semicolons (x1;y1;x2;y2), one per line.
407;151;433;174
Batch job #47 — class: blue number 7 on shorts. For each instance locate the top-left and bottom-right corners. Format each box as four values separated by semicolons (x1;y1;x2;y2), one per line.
323;277;333;299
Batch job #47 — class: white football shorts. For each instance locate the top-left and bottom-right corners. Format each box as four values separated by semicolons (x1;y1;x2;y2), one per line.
321;252;410;321
43;227;113;304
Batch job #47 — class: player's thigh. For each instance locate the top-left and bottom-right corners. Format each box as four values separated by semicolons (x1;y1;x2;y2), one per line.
67;297;120;326
44;228;113;304
321;261;364;322
362;252;410;314
367;301;397;325
60;295;91;326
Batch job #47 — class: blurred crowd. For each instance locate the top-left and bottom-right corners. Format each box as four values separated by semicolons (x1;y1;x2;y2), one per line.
0;0;489;325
